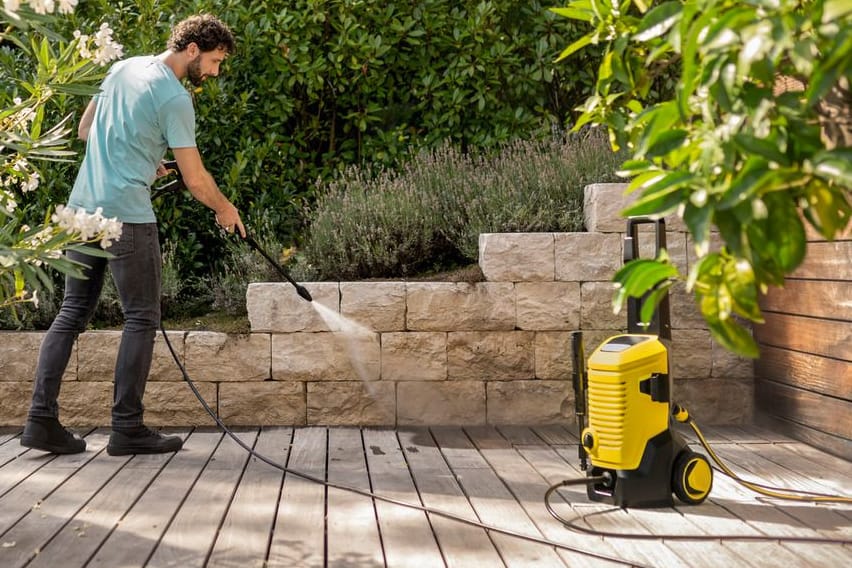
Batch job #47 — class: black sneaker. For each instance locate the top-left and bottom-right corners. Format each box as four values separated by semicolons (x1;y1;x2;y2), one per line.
21;416;86;454
107;426;183;456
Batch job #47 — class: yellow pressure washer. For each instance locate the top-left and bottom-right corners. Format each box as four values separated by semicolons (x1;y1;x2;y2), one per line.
571;217;713;508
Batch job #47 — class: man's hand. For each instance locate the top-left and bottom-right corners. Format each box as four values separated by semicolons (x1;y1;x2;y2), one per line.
215;204;246;238
155;161;171;178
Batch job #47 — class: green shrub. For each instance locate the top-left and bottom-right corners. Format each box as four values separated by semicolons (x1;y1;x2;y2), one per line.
297;129;623;280
38;0;603;286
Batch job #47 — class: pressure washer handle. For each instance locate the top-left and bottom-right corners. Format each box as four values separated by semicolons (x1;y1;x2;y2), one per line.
570;331;588;471
242;232;313;302
151;160;186;199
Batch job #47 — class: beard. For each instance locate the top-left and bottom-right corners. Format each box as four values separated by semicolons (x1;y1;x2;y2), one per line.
187;57;204;86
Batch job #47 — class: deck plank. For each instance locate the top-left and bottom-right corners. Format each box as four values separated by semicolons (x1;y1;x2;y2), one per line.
432;426;569;567
363;427;446;568
398;427;505;568
207;427;291;568
0;423;846;567
547;443;728;568
0;430;113;568
147;428;258;567
0;427;20;446
326;427;384;568
467;425;630;568
27;430;191;568
86;429;223;567
697;444;843;567
268;426;327;568
0;430;108;539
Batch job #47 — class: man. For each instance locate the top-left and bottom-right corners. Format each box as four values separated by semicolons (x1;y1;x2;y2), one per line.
21;14;245;456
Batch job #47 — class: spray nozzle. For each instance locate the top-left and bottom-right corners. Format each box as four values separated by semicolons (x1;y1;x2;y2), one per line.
294;284;313;302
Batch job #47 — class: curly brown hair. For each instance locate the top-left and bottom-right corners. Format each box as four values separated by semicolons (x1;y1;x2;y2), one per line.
167;14;235;54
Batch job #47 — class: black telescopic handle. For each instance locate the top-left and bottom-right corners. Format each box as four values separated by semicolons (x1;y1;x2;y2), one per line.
153;160;312;302
243;233;313;302
571;331;588;471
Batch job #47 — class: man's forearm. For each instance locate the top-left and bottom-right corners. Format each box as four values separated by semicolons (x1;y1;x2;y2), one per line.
185;169;229;211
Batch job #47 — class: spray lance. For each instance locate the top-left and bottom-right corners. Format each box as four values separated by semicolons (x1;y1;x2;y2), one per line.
154;160;312;302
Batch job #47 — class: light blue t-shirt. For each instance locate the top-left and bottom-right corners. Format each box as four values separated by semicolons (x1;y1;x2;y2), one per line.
68;55;196;223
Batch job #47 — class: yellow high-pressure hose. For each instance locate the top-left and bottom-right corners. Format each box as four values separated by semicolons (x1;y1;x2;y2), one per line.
673;405;852;504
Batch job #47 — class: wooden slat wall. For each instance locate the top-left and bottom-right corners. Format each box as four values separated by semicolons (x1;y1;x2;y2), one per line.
753;227;852;460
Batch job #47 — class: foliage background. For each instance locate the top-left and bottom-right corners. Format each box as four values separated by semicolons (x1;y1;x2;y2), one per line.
32;0;610;277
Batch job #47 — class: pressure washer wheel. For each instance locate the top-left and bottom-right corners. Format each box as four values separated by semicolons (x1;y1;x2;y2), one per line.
672;450;713;504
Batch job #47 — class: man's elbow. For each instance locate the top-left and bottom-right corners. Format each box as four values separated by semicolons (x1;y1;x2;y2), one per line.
77;126;90;141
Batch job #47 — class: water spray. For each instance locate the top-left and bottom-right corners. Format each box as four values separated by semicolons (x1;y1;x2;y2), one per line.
154;161;312;302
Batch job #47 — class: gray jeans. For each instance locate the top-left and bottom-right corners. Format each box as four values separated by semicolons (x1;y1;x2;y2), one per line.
28;223;162;429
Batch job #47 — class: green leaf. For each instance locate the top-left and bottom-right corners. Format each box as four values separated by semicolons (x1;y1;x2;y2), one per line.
812;150;852;188
555;33;594;62
646;129;687;158
634;2;682;42
707;317;760;358
717;159;773;210
724;258;763;322
613;258;679;313
733;134;789;166
550;4;594;22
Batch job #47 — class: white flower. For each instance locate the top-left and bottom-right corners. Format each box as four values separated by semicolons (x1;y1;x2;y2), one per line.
75;23;123;65
57;0;77;14
21;171;40;192
50;204;123;247
4;0;21;13
28;0;55;15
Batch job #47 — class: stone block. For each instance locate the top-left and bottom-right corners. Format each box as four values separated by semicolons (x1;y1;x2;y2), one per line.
712;341;755;380
58;381;112;426
534;332;572;380
486;380;572;424
151;330;185;382
406;282;515;331
381;332;447;381
635;230;688;274
142;381;218;427
580;282;626;330
478;233;555;281
272;332;380;381
77;330;121;381
515;282;580;330
669;284;707;330
447;331;534;380
554;233;622;282
397;381;485;425
185;332;270;381
219;381;306;425
0;381;32;425
0;331;75;382
673;378;753;424
584;183;687;232
671;329;713;379
307;381;395;425
340;282;406;331
247;282;339;332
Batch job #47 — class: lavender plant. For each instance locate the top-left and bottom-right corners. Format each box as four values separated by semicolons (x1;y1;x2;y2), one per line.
297;129;623;280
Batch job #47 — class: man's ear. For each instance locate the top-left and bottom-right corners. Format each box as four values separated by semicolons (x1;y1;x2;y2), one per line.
186;42;199;58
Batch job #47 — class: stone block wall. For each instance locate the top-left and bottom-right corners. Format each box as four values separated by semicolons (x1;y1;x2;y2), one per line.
0;183;753;427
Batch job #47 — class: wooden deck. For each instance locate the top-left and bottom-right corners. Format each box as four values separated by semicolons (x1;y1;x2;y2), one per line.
0;424;849;567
